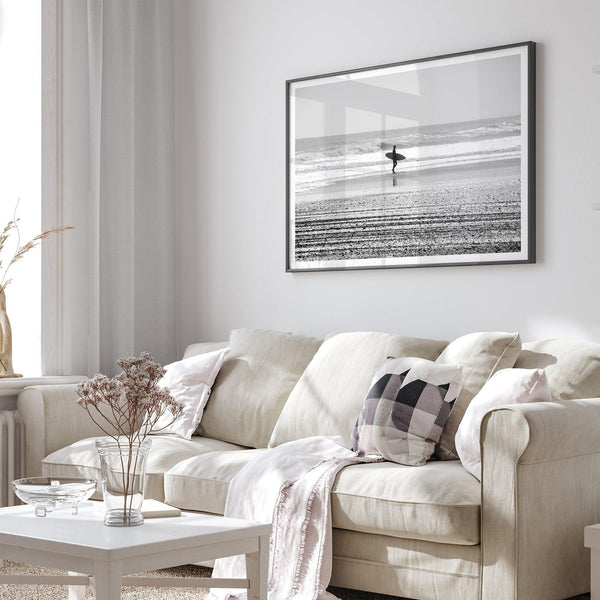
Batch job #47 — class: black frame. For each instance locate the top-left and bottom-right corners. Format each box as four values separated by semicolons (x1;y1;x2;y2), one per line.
286;41;536;272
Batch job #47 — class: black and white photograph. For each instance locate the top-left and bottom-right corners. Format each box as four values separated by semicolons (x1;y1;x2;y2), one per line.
287;42;535;271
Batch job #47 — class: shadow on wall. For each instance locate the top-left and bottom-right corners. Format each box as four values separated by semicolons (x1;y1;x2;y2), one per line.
525;316;600;343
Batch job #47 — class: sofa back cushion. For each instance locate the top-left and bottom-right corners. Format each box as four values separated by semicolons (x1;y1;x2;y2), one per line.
196;329;323;448
434;331;522;460
268;332;448;449
514;339;600;401
184;341;228;358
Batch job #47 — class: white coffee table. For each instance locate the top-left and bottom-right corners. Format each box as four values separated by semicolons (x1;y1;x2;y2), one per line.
0;503;271;599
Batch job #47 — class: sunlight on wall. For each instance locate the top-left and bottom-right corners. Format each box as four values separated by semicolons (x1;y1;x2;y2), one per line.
0;0;42;376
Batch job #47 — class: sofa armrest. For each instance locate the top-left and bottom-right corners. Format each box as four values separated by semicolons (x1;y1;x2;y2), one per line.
17;384;118;477
480;398;600;600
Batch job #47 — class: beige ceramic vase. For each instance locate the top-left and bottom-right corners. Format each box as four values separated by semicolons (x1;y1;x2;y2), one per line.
0;288;21;378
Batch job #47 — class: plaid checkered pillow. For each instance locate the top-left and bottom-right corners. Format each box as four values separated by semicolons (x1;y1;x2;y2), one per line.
352;357;462;466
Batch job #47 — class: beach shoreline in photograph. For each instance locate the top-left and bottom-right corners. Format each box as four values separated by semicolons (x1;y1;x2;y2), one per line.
292;117;523;264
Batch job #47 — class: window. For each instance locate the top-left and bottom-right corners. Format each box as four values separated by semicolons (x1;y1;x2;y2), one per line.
0;0;42;375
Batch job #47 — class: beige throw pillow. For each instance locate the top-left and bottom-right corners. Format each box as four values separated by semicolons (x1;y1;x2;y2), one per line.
268;332;448;449
196;329;322;448
435;331;522;460
515;339;600;401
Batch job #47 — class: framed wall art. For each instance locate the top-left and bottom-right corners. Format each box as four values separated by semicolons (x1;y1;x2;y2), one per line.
286;41;535;272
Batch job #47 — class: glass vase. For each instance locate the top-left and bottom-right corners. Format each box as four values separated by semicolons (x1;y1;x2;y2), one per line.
96;438;151;527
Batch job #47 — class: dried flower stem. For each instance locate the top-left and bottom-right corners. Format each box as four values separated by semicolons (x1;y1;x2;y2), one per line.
0;200;74;293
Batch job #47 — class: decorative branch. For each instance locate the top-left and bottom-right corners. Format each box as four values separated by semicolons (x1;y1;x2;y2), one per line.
0;201;74;293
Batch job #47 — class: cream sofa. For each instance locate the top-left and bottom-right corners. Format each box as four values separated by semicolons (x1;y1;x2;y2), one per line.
17;329;600;600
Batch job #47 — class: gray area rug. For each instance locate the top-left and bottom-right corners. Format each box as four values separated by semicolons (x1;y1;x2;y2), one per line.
0;561;591;599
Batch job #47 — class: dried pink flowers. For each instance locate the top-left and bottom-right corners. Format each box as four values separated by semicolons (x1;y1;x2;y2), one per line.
76;352;184;444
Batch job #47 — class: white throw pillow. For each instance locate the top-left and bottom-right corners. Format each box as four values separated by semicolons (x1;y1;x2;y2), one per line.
455;368;551;480
150;348;229;439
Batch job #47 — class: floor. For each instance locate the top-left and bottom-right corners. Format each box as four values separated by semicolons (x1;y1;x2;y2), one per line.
0;561;592;599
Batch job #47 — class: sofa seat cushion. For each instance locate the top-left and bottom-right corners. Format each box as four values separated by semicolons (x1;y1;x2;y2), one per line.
42;435;247;503
165;449;266;514
333;461;480;545
164;451;480;545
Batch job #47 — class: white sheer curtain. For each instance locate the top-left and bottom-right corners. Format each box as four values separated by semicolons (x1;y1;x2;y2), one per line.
44;0;178;376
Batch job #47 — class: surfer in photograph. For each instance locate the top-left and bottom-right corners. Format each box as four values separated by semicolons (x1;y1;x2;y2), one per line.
385;145;405;173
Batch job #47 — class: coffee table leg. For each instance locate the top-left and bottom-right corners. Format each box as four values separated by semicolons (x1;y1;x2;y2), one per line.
93;560;122;600
246;534;269;600
68;571;87;600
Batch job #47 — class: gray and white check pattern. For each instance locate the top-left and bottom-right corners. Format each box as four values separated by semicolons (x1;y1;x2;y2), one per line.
352;357;462;466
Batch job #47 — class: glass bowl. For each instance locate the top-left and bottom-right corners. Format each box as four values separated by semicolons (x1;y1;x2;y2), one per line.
12;476;97;517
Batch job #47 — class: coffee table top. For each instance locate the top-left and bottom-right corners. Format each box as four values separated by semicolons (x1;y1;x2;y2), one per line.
0;503;271;561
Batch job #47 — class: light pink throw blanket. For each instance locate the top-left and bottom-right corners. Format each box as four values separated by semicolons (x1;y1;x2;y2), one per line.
208;436;380;600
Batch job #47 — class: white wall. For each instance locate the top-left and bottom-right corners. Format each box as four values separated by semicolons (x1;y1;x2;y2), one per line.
173;0;600;350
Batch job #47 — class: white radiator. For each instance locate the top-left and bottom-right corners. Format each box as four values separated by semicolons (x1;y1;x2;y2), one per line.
0;410;25;507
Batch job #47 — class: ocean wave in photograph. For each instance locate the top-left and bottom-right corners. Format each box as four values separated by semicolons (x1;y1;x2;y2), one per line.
292;116;522;263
